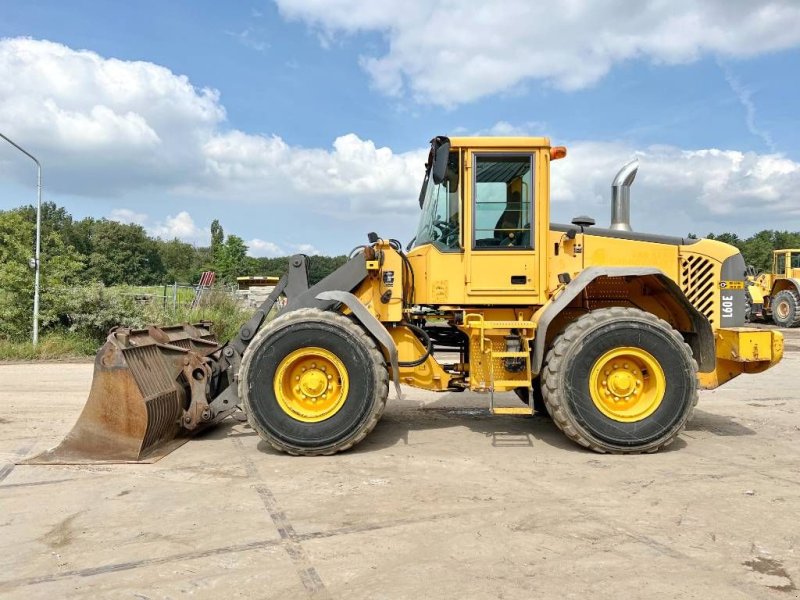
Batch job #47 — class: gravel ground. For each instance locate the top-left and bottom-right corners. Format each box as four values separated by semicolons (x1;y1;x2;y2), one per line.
0;328;798;599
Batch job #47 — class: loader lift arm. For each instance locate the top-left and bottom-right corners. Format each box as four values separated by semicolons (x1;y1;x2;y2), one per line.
25;250;375;464
207;252;373;425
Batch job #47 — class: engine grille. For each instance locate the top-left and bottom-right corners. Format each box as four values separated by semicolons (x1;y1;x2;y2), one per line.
680;254;716;325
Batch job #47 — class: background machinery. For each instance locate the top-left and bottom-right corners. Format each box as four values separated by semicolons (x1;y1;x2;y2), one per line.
27;135;784;463
746;249;800;327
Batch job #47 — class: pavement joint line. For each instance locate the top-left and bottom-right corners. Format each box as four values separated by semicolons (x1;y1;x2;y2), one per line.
232;437;332;599
0;538;285;592
0;477;77;490
0;441;37;483
0;503;466;592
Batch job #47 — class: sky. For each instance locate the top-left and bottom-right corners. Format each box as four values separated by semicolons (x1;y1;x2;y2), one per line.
0;0;799;257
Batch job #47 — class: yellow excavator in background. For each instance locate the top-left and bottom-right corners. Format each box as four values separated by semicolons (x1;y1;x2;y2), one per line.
746;249;800;327
26;135;784;464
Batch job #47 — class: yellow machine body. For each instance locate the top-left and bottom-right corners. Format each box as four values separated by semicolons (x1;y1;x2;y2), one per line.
347;138;782;395
746;249;800;327
30;135;785;462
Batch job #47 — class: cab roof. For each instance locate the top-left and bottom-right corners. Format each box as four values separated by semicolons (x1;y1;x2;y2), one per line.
448;136;551;149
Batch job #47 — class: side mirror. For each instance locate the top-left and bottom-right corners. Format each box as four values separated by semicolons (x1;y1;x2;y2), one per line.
419;136;452;208
431;136;451;185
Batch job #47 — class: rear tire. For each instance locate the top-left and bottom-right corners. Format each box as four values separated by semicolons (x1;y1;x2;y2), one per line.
771;289;800;328
240;308;388;456
541;307;697;454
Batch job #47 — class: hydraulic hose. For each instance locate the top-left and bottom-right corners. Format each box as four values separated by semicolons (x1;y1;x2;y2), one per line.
397;322;433;367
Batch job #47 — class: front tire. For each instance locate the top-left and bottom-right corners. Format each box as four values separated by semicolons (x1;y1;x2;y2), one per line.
240;308;388;455
771;289;800;328
541;307;697;454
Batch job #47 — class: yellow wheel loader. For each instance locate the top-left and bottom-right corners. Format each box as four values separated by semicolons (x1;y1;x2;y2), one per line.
26;136;784;463
746;249;800;328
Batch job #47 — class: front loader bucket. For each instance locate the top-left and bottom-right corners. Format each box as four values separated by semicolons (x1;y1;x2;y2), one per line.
22;324;220;465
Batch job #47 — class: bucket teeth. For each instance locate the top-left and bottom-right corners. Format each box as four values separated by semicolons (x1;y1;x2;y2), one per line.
21;324;219;465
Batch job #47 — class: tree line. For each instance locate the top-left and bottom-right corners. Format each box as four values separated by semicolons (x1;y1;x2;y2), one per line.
1;202;347;286
2;200;799;344
698;230;800;272
0;202;346;341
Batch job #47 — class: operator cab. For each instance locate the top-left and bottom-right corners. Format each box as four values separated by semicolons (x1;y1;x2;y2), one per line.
408;136;553;302
413;137;534;253
774;250;800;279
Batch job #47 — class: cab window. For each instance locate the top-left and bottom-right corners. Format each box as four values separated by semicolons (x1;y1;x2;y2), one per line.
472;154;533;249
776;253;786;274
414;151;461;251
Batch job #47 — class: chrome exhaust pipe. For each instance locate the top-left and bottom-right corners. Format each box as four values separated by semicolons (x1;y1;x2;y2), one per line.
610;158;639;231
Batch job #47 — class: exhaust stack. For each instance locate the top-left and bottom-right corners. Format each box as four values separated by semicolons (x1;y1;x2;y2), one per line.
610;158;639;231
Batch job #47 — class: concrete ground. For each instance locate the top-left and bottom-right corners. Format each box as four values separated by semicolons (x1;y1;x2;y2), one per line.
1;329;798;599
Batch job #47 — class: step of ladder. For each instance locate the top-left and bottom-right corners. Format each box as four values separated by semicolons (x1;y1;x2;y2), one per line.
490;407;532;416
491;380;532;388
468;320;536;330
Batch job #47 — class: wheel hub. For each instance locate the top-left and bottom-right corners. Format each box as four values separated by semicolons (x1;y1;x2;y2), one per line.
274;347;349;422
607;369;636;398
589;348;666;422
299;369;328;398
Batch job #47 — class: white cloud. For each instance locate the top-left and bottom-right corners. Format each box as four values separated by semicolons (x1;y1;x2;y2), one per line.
247;239;322;258
108;208;148;226
0;37;223;195
721;64;777;152
149;211;208;243
0;38;424;215
275;0;800;105
454;120;547;137
248;238;284;257
290;243;321;256
550;142;800;233
225;28;269;52
198;130;425;213
109;208;208;243
1;37;799;239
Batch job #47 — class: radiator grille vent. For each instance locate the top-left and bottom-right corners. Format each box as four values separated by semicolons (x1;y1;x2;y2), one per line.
680;254;716;324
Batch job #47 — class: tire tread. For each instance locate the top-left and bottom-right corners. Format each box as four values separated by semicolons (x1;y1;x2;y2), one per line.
772;289;800;328
540;307;698;454
239;308;389;456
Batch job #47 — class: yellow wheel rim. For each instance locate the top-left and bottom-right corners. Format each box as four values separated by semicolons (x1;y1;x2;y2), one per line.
274;347;349;423
589;347;666;423
776;300;790;320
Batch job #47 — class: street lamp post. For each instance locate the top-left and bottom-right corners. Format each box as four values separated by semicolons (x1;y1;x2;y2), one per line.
0;132;42;346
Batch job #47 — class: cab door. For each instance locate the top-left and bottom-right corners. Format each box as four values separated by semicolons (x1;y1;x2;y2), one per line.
791;252;800;279
466;151;538;298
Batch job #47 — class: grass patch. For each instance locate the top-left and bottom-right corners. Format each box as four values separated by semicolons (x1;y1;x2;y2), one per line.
0;287;257;360
144;288;254;343
0;332;97;361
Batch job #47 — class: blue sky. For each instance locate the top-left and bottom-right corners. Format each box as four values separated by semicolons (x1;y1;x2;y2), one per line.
1;1;799;256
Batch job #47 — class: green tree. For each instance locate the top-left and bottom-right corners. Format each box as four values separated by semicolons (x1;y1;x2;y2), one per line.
83;219;166;285
216;234;248;284
705;230;800;271
157;238;199;283
307;255;348;284
210;219;224;263
250;256;290;278
0;209;85;340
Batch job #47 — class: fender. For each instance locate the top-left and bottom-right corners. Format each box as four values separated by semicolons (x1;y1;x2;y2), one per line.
531;267;716;375
315;290;403;400
772;277;800;296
